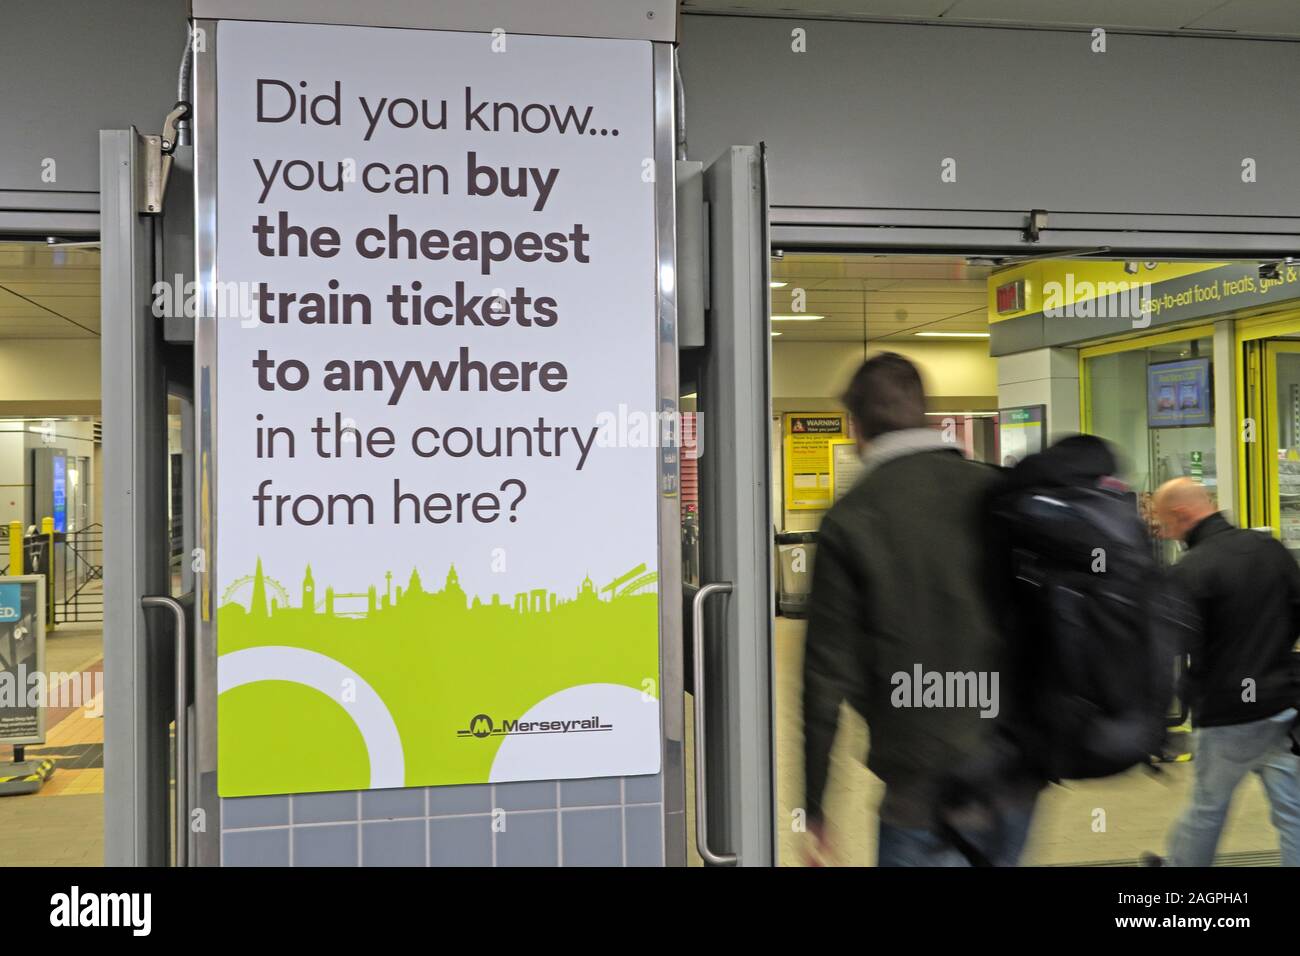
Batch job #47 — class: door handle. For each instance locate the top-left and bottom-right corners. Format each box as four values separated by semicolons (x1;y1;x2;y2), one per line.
691;581;737;866
142;595;188;866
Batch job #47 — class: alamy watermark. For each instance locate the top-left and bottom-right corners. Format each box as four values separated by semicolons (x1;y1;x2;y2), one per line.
890;664;999;718
0;665;103;717
1043;274;1153;328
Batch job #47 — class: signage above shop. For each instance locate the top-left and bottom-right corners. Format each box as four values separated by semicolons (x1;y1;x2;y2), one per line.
989;260;1300;356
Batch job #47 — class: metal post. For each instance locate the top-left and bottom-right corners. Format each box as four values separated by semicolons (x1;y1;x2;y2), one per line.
40;516;54;628
101;127;173;866
7;520;21;575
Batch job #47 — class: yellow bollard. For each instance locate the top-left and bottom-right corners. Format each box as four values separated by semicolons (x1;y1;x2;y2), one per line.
7;520;20;576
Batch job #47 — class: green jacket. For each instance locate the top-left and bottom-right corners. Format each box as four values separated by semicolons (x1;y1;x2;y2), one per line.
801;429;1007;827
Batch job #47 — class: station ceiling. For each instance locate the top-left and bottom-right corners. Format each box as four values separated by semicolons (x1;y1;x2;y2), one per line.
0;242;100;339
0;244;992;344
770;253;991;343
680;0;1300;39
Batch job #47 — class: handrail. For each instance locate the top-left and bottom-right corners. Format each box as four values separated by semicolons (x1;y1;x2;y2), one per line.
141;595;188;867
691;581;738;866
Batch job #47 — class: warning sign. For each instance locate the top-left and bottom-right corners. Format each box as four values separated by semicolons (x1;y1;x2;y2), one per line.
783;413;847;511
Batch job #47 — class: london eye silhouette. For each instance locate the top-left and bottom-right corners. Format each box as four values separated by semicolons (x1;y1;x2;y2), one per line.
222;572;291;613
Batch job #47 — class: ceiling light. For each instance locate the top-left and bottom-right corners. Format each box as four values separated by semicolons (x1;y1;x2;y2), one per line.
770;331;782;337
914;331;990;338
770;281;787;288
771;314;824;321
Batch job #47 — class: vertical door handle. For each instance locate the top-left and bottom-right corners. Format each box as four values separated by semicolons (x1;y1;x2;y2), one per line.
691;581;738;866
142;595;188;866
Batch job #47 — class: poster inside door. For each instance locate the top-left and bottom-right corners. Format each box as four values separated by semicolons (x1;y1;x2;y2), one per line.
212;20;662;797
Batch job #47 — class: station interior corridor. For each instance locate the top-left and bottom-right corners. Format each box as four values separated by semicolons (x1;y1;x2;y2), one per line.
684;616;1284;867
677;250;1298;868
0;625;103;865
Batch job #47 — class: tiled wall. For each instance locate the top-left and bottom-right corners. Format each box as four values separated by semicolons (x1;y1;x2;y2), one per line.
220;774;665;866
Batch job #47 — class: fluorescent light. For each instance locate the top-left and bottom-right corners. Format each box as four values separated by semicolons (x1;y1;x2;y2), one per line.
771;314;824;321
770;331;782;337
914;331;990;338
770;281;787;288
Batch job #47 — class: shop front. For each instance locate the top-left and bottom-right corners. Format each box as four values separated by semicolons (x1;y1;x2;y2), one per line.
991;258;1300;563
1080;326;1217;553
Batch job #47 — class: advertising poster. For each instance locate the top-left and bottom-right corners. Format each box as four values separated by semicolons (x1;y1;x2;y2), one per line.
1147;358;1212;428
829;438;863;503
0;578;45;745
998;405;1045;468
214;22;661;797
783;413;847;511
52;454;66;534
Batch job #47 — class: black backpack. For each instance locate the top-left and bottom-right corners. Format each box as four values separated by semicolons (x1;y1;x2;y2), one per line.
990;435;1194;782
934;436;1195;865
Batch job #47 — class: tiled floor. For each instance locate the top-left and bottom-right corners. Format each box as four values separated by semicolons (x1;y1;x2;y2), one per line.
0;626;105;866
764;616;1285;867
6;618;1288;868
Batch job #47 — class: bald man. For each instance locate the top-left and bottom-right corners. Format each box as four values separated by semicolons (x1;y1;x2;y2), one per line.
1151;478;1300;867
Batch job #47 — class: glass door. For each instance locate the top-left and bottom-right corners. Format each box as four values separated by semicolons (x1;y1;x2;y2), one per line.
1082;330;1217;564
1263;340;1300;560
680;144;776;867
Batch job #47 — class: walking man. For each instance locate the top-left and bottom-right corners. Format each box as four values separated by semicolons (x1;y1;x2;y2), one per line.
1154;478;1300;866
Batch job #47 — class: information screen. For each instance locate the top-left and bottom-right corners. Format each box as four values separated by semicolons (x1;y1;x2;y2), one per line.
0;578;45;745
998;405;1045;468
1147;358;1212;428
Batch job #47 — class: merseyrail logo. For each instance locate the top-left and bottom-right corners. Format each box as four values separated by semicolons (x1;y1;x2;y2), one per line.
457;713;612;739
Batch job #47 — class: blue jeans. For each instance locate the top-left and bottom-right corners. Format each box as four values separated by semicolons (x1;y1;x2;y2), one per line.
1167;708;1300;867
877;805;1035;867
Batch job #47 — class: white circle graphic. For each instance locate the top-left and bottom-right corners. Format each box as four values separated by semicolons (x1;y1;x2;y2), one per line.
218;646;405;789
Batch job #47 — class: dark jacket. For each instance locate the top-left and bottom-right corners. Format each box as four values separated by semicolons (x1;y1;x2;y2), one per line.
801;430;1007;827
1169;512;1300;727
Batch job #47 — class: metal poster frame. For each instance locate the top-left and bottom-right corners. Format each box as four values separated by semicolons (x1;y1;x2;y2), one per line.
0;575;47;747
192;18;681;866
996;403;1047;468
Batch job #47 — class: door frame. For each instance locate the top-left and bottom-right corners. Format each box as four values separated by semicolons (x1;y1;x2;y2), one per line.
771;208;1300;259
1261;340;1300;538
1236;310;1300;532
752;249;1292;865
652;41;688;868
688;144;776;867
100;128;175;865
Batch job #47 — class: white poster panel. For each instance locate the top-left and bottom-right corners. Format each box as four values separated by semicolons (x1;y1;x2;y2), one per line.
213;20;661;796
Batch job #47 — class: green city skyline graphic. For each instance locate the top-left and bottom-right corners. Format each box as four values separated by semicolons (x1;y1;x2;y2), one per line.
217;557;660;797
